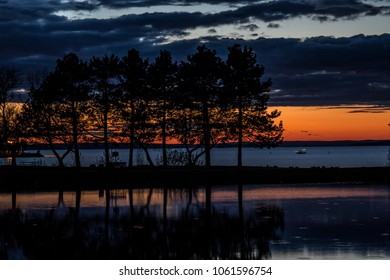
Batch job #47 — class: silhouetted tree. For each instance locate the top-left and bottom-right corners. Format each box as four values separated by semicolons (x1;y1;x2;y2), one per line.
43;53;90;167
19;71;73;167
148;50;178;166
225;44;283;166
89;54;121;167
179;46;225;167
171;105;205;165
119;49;152;166
3;46;284;168
0;66;20;162
129;102;157;166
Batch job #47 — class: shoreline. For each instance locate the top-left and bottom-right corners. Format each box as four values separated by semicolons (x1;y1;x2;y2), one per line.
0;166;388;191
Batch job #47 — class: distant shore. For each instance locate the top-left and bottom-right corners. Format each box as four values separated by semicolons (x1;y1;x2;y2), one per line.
24;139;390;150
0;166;388;191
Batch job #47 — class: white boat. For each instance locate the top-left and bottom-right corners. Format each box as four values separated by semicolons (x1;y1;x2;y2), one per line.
295;149;307;154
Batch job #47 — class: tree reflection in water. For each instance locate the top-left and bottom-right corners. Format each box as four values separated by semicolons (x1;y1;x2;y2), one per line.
0;186;284;260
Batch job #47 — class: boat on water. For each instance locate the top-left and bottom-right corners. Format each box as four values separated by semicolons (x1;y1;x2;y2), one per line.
295;149;307;154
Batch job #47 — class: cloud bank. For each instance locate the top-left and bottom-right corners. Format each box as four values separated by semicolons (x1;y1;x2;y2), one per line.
0;0;389;106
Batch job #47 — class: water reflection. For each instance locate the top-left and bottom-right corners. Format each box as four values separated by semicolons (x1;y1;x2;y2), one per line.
0;184;389;260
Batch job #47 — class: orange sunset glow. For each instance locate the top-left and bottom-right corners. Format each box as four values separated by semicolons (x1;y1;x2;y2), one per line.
272;106;390;141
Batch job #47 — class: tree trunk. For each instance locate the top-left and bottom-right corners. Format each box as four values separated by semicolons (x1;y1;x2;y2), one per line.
128;101;135;167
49;140;65;167
138;143;154;166
202;100;211;167
129;135;134;167
73;126;81;167
71;104;81;167
104;108;110;168
162;103;167;167
10;147;16;167
238;94;243;167
142;145;154;166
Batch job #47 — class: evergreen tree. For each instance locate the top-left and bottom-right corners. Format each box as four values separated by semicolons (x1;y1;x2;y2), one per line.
0;66;20;163
225;44;283;166
179;45;225;167
148;50;178;166
89;54;121;167
19;71;73;167
119;49;151;166
42;53;90;167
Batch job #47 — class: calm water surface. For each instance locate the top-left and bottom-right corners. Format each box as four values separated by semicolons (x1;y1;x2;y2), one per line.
2;146;388;167
1;184;389;259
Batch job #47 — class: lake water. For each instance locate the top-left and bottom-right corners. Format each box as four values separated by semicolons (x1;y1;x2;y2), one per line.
1;184;389;259
3;145;389;167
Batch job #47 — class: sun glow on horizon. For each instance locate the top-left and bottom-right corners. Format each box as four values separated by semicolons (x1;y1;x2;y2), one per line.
273;105;390;141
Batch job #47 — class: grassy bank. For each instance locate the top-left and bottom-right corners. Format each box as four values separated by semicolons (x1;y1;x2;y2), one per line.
0;166;389;191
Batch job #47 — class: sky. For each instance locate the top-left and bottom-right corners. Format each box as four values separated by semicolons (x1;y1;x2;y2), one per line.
1;0;389;141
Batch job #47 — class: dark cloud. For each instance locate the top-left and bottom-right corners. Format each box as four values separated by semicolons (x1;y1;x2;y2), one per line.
2;0;389;24
239;24;259;31
65;1;100;11
169;34;389;107
143;34;390;107
348;109;386;113
257;35;390;106
0;0;389;108
71;0;390;18
96;0;262;8
267;22;280;28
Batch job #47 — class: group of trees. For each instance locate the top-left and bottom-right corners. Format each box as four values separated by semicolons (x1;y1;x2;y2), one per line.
0;44;283;167
0;66;21;166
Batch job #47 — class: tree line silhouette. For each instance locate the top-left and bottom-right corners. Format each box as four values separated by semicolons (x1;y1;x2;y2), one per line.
0;44;283;167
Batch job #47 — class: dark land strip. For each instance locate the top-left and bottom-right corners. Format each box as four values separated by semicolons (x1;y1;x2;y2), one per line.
0;166;389;191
